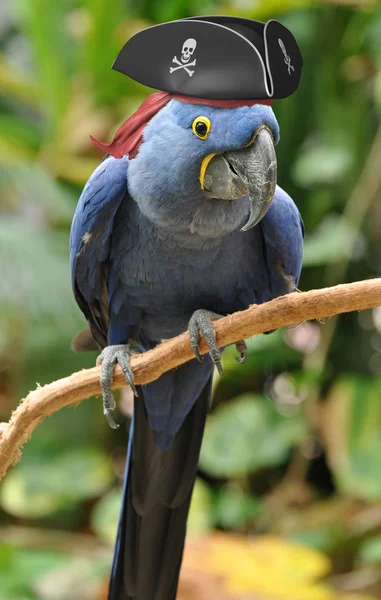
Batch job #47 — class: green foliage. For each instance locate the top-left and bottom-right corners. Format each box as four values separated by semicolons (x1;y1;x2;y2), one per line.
292;145;353;188
0;218;75;319
323;376;381;501
214;485;261;529
358;536;381;566
15;0;72;131
200;394;307;478
286;529;334;554
91;487;122;544
187;478;214;534
302;215;362;266
83;0;129;105
0;446;114;518
0;545;68;599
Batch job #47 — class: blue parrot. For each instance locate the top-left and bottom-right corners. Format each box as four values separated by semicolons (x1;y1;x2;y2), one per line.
70;94;303;599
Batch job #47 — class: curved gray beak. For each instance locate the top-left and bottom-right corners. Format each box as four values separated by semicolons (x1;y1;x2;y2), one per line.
202;127;277;231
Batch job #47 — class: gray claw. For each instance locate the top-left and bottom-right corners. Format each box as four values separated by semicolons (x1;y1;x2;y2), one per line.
188;309;223;373
215;359;223;375
235;340;247;364
104;409;120;429
192;345;204;363
96;343;140;428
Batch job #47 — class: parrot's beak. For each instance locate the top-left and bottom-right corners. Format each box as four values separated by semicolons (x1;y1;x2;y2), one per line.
200;126;277;231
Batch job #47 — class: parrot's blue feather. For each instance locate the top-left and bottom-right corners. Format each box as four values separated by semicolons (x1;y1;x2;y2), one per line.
70;155;128;302
70;99;303;599
142;355;214;448
260;185;304;296
70;155;128;347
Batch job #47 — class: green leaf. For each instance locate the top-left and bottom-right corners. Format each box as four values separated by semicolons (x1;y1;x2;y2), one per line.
188;478;214;534
0;163;75;221
303;215;364;266
364;13;381;67
14;0;72;131
0;544;66;598
150;0;191;22
200;394;307;478
0;544;16;570
33;555;109;599
0;56;41;109
358;536;381;565
0;217;79;327
292;144;353;187
286;530;334;554
218;331;300;399
91;487;122;544
0;446;114;518
322;376;381;500
82;0;128;105
0;115;42;151
215;486;261;529
222;329;285;371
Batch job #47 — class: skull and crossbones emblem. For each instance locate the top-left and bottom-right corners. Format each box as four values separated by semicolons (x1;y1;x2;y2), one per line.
278;38;294;75
169;38;197;77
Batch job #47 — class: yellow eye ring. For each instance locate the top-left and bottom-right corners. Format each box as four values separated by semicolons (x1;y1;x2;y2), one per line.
192;116;211;140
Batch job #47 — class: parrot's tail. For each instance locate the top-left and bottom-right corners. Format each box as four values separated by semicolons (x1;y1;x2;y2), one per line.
108;373;213;600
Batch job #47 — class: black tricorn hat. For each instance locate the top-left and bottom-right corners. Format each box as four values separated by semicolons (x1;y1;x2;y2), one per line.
113;16;303;100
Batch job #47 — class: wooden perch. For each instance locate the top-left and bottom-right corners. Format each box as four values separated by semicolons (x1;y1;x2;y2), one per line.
0;278;380;481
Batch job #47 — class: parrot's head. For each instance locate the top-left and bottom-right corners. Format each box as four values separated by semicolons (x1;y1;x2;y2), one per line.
127;99;279;238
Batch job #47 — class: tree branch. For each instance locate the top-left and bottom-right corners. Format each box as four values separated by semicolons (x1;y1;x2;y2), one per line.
0;278;380;480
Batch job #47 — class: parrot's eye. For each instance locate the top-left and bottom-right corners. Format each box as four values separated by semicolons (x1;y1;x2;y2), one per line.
192;116;211;140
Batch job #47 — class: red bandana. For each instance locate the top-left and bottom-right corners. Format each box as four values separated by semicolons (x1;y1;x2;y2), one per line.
90;91;274;160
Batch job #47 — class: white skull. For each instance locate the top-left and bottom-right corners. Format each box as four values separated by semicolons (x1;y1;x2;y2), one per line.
181;38;197;64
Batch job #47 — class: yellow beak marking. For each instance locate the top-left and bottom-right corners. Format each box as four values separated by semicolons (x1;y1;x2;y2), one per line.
199;153;216;191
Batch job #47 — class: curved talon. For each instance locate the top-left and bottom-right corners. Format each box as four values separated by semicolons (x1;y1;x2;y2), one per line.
215;359;223;375
117;352;139;397
192;345;204;362
235;352;246;364
130;383;139;397
188;309;223;373
104;409;120;429
96;343;140;429
235;340;247;364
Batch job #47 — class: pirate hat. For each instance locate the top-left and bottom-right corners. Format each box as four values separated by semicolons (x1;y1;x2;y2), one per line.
113;16;303;100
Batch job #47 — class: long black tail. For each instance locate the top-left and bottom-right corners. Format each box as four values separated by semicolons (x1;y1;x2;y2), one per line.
108;374;213;600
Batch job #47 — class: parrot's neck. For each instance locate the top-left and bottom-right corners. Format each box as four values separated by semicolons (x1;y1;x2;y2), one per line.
127;151;251;244
121;194;249;256
128;188;251;246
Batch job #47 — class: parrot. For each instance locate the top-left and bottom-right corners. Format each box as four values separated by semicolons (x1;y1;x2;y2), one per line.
70;90;304;600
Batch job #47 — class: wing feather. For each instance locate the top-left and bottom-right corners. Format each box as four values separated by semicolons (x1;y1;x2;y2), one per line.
70;155;128;348
260;184;304;298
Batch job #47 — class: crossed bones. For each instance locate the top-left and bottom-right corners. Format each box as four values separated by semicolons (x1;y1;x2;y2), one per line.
169;56;196;77
278;38;294;75
283;55;294;75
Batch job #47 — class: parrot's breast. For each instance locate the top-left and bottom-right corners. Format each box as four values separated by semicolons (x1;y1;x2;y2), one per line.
108;199;271;343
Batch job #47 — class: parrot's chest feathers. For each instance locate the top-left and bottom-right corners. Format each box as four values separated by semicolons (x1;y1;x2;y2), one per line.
109;204;267;340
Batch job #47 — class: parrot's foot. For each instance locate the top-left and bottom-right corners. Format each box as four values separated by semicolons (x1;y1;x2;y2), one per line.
188;310;247;374
96;342;141;429
235;339;247;364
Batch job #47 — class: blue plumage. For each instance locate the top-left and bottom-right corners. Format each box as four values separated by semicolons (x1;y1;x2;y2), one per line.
70;98;303;600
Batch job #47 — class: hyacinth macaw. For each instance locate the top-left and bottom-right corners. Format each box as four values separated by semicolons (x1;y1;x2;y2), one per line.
70;90;303;599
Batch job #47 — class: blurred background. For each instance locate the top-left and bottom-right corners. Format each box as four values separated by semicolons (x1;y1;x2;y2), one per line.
0;0;381;598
